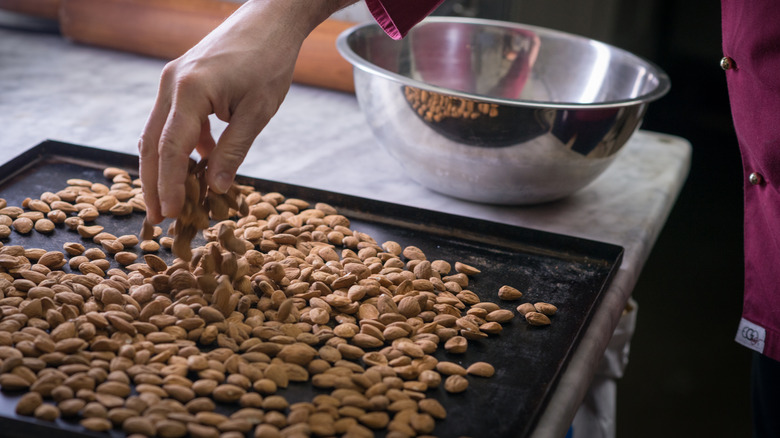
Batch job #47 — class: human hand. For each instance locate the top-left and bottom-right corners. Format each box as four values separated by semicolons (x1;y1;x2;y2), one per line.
138;0;353;223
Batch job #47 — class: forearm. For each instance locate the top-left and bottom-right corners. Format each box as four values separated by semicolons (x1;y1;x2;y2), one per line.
327;0;361;14
238;0;359;38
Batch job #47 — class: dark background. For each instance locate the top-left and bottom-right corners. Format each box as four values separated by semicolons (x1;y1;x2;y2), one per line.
611;3;751;437
556;1;748;436
440;0;751;435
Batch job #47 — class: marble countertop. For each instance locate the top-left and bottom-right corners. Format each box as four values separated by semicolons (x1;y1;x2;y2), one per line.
0;25;691;437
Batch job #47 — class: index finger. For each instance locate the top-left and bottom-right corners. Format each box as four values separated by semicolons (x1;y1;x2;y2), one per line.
138;96;170;225
157;88;212;218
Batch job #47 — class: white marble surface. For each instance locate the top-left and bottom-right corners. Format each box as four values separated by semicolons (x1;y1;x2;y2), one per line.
0;26;691;437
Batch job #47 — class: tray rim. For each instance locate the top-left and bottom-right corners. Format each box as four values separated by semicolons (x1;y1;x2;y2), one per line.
0;139;625;438
0;140;625;265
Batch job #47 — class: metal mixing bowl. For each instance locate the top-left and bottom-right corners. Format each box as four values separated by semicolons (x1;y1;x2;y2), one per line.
336;17;670;204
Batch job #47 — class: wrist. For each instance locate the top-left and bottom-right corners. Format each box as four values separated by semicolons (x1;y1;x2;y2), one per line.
325;0;361;15
241;0;357;35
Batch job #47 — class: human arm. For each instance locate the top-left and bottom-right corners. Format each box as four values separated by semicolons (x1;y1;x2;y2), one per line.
138;0;358;224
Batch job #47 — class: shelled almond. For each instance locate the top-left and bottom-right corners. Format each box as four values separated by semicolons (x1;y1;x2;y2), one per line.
0;162;561;437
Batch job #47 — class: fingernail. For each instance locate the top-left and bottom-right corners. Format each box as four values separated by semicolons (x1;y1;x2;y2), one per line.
161;201;174;218
214;172;232;193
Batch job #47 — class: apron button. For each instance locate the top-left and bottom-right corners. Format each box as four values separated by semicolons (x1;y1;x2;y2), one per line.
749;172;763;185
721;56;736;70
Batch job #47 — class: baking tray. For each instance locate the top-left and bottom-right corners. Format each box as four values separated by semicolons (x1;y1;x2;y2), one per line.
0;140;623;438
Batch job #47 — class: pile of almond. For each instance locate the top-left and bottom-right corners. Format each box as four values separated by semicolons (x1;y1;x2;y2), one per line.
403;86;500;123
0;163;556;437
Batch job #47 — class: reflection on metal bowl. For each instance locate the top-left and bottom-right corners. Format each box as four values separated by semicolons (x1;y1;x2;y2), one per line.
337;17;670;204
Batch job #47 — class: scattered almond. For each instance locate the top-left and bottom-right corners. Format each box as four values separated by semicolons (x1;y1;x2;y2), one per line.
525;311;552;326
534;302;558;316
0;164;566;438
498;285;523;300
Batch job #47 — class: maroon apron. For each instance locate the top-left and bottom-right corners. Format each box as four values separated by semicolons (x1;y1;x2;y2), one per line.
722;1;780;361
365;0;445;39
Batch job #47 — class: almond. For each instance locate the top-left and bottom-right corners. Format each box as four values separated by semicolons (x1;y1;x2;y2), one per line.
466;361;495;377
139;240;160;252
103;167;129;180
34;218;55;234
77;208;100;222
63;242;85;256
101;239;124;254
454;261;481;275
122;416;156;436
94;195;118;212
534;302;558;316
498;285;523;300
486;309;515;323
444;336;468;354
77;224;104;238
277;343;317;367
114;251;138;266
435;361;467;376
64;216;83;230
34;404;60;421
117;234;139;247
0;206;23;218
516;302;536;315
129;197;147;212
212;384;245;403
443;374;468;393
359;411;390;429
81;417;112;432
109;202;133;216
418;398;446;420
525;311;552;326
12;217;33;234
15;391;43;416
38;251;65;268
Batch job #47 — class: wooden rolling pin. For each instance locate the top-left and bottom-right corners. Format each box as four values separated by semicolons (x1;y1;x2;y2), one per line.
0;0;59;19
0;0;356;92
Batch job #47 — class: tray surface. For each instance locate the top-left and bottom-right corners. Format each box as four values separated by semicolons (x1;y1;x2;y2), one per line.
0;140;623;438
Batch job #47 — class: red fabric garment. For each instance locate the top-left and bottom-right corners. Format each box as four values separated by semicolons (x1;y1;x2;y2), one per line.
364;0;446;39
722;1;780;362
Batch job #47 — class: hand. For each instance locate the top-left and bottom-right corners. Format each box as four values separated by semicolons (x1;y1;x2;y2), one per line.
138;0;355;223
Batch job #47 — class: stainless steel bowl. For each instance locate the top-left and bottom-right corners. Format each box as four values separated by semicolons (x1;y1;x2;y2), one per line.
336;17;670;204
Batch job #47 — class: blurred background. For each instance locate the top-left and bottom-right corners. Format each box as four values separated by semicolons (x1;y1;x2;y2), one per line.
423;0;749;436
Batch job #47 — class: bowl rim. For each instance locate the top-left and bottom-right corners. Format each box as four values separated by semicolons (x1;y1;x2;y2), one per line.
336;16;671;109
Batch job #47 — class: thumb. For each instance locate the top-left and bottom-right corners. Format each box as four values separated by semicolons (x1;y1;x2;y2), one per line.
207;114;264;193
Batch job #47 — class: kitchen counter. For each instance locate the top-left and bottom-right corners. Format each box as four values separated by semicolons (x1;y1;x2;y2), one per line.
0;24;691;437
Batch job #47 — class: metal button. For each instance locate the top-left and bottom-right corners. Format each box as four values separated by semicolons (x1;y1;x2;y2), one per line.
721;56;735;71
749;172;763;185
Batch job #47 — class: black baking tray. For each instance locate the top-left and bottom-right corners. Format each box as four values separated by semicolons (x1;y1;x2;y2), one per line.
0;140;623;438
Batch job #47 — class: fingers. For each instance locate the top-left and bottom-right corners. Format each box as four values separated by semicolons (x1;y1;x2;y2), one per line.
195;118;217;160
157;93;206;218
138;95;170;225
137;0;304;219
206;108;266;194
140;65;261;224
